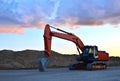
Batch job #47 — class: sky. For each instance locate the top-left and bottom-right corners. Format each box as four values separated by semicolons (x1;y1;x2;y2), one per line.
0;0;120;56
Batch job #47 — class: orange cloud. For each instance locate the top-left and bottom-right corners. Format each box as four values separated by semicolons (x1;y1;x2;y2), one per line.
0;26;24;34
0;19;49;34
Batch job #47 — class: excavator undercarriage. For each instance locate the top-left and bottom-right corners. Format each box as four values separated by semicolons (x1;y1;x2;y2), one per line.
69;62;107;70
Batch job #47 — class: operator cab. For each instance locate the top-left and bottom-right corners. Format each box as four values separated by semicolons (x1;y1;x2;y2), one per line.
82;46;98;63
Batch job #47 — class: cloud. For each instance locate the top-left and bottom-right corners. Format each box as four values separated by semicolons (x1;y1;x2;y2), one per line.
53;0;120;26
0;26;24;34
0;0;120;33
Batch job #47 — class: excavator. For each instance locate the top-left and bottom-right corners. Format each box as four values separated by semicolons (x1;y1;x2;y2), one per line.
38;24;109;71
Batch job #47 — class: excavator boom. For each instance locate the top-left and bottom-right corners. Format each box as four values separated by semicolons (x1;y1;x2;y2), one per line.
44;24;85;57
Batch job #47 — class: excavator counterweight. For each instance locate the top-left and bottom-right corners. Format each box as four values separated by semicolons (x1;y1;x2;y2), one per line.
38;24;109;71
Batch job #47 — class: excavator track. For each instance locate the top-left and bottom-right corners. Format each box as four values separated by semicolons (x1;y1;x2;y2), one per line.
87;63;107;70
69;62;107;70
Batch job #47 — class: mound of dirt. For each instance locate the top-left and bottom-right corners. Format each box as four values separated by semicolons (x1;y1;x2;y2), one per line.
0;50;119;69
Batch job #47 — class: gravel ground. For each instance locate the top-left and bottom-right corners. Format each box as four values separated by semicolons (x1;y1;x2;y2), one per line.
0;66;120;81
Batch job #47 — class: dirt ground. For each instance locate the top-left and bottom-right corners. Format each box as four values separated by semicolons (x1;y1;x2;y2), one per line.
0;66;120;81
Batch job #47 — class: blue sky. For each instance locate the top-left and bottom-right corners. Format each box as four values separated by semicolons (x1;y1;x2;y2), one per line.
0;24;120;56
0;0;120;56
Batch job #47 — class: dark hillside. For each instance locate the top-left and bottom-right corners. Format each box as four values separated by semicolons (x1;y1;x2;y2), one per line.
0;50;119;69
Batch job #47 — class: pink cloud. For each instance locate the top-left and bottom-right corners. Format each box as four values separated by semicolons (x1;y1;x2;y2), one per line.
0;26;24;34
1;0;120;34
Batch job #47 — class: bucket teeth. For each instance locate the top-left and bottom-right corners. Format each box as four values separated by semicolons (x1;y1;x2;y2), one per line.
38;57;49;72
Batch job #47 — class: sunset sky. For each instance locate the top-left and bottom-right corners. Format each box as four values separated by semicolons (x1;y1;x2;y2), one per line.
0;0;120;56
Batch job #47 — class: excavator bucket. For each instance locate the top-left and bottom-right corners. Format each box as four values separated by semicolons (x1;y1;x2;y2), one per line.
38;57;49;72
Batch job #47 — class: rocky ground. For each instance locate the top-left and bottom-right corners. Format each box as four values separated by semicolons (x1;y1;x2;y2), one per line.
0;67;120;81
0;50;120;69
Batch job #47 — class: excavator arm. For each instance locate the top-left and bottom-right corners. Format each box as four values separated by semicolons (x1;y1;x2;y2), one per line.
44;24;85;57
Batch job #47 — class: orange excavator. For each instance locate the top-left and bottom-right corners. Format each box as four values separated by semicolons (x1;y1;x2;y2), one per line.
38;24;109;71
